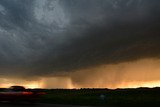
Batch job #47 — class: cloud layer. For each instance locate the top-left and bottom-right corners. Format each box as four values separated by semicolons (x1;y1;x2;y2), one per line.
0;0;160;79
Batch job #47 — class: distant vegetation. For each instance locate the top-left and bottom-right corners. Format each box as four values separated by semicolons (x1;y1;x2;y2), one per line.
1;87;160;106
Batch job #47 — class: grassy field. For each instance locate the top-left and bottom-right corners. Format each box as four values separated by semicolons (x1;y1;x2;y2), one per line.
34;87;160;106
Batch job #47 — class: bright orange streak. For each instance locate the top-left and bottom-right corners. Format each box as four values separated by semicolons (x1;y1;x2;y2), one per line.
0;79;44;89
117;81;160;89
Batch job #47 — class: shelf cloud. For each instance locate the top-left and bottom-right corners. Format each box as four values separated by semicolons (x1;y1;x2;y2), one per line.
0;0;160;88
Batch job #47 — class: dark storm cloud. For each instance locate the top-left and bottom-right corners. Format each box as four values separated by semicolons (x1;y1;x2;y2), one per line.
0;0;160;77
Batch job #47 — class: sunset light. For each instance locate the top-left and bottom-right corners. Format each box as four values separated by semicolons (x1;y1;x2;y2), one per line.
0;0;160;106
117;81;160;89
0;78;44;89
23;82;44;89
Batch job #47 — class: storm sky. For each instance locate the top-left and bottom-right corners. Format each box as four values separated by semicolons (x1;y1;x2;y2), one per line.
0;0;160;88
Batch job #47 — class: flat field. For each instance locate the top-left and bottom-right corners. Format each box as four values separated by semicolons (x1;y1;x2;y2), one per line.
36;87;160;106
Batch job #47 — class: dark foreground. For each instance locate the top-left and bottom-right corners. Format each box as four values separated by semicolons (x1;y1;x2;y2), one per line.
0;103;94;107
1;87;160;107
40;87;160;107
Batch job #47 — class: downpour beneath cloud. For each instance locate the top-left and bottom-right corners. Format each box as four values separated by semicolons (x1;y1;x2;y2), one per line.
0;0;160;88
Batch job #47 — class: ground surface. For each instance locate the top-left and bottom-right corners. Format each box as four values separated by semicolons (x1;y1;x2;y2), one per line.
0;103;95;107
1;88;160;106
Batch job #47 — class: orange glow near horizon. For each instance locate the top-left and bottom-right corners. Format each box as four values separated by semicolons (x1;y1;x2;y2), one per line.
69;58;160;89
116;81;160;89
1;80;160;89
23;82;44;89
0;79;44;89
0;83;44;89
1;78;160;89
1;58;160;89
69;81;160;89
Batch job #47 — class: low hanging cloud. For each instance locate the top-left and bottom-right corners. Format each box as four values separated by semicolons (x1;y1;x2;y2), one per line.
69;58;160;89
0;0;160;82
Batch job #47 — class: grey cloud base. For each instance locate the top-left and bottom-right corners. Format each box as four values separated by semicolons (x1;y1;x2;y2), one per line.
0;0;159;78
